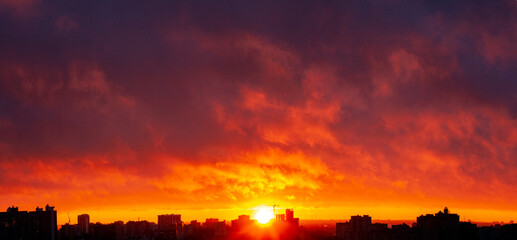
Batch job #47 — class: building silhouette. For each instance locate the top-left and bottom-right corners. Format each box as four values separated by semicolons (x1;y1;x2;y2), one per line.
77;214;90;235
126;220;153;239
336;207;480;240
499;224;517;240
157;214;183;239
184;220;202;239
0;205;57;240
416;207;477;240
351;215;371;232
285;209;300;227
336;215;376;240
214;221;227;238
231;214;255;234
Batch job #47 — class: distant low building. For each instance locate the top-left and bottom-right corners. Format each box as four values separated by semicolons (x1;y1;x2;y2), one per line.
336;222;351;239
58;223;76;239
336;215;372;240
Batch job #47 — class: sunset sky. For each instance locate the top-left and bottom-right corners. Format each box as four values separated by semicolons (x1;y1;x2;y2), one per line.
1;0;517;225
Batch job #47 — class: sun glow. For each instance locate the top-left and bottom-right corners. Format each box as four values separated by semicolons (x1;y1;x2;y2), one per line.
252;206;275;224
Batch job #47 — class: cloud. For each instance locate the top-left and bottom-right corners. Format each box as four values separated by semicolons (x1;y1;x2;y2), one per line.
0;0;516;223
54;15;78;32
153;149;340;204
0;0;39;16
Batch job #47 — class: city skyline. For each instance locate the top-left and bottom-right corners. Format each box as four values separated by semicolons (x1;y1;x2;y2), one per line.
1;205;511;227
2;205;514;228
1;0;517;230
2;205;517;240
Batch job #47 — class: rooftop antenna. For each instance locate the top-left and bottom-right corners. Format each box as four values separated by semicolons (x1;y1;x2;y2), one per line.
68;212;71;224
273;203;279;216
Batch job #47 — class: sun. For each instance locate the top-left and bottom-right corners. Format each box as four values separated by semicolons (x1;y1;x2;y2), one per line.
252;206;274;224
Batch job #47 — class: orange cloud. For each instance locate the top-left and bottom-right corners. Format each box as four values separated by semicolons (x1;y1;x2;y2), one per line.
153;148;341;203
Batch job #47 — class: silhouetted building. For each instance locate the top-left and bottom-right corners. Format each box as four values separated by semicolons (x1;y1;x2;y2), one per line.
30;205;58;240
499;224;517;240
285;209;300;227
286;209;294;221
351;215;372;232
478;226;499;240
391;223;413;240
0;205;57;240
159;214;182;230
336;215;391;240
416;207;477;240
126;220;153;239
214;221;227;237
203;218;219;229
77;214;90;235
58;223;77;240
231;215;255;233
369;223;388;240
336;222;351;239
158;214;182;239
276;214;285;222
184;220;201;239
0;206;28;239
90;222;117;240
336;215;372;240
114;221;126;240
